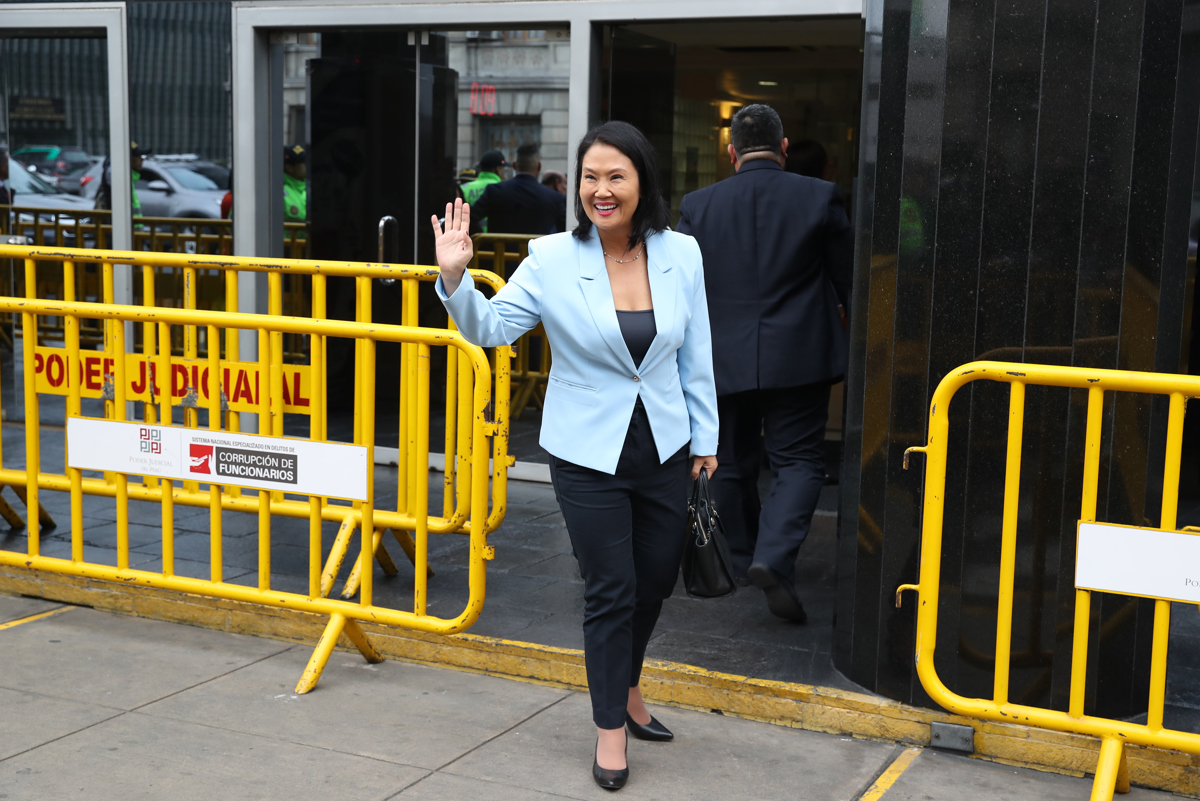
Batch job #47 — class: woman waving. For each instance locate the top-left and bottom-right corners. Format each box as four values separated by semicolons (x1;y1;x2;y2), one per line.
433;121;718;791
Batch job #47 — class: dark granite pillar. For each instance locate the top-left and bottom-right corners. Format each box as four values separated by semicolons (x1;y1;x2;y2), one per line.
837;0;1200;719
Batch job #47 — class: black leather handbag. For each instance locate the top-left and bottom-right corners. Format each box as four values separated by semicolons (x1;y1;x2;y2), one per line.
681;468;737;598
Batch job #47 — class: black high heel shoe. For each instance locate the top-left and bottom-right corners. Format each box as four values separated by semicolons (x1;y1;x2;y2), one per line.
592;736;629;791
626;712;674;742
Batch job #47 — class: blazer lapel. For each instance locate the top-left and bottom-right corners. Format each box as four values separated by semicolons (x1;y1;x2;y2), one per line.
641;233;677;369
578;235;638;374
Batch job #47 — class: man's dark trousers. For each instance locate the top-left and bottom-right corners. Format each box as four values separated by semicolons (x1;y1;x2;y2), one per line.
713;383;830;584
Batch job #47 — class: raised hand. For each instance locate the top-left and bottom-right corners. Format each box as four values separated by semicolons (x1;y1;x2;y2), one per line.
431;198;473;295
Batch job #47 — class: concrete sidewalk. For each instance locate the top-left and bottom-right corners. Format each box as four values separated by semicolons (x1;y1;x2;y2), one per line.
0;593;1188;801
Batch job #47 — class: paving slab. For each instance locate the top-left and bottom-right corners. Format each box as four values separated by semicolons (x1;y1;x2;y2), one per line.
881;748;1186;800
0;711;427;801
0;686;122;761
442;692;897;801
0;607;291;710
0;593;60;624
396;771;578;799
139;647;571;770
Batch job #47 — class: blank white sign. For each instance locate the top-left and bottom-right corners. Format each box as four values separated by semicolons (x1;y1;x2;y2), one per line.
1076;522;1200;604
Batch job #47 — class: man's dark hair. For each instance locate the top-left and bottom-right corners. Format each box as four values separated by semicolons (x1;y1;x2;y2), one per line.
731;104;784;157
785;139;828;179
572;121;671;249
515;143;540;173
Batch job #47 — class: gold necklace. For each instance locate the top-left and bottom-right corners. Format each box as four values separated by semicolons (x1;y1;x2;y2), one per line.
603;243;644;264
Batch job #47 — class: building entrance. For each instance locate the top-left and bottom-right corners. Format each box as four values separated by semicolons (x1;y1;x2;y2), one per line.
602;18;863;222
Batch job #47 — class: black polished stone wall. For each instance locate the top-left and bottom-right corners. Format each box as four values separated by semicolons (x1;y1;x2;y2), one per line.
837;0;1200;717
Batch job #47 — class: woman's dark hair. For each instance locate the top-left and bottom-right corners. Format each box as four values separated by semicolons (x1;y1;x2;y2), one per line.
572;121;671;249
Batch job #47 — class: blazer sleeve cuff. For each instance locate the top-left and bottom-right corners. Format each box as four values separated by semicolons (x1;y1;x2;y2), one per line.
689;433;718;458
435;273;469;303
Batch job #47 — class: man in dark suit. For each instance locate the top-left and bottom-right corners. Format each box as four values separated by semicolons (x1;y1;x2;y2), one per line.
677;104;853;623
472;143;566;235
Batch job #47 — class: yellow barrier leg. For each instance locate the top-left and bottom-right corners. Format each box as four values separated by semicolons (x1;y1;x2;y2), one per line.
1115;744;1130;795
295;613;346;694
1091;737;1129;800
391;528;435;578
375;535;399;576
319;515;357;598
11;485;56;529
342;617;383;664
339;527;399;600
0;490;26;529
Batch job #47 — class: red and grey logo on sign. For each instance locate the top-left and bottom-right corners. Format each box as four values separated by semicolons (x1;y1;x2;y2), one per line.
139;427;162;454
189;444;214;474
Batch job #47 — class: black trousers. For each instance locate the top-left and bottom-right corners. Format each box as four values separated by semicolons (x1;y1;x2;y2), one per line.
548;400;690;729
710;383;831;583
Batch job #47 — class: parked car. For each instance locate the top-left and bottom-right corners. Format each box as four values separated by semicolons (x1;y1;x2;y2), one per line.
136;158;226;218
3;156;96;245
181;160;230;191
77;159;106;201
58;158;102;195
12;145;94;188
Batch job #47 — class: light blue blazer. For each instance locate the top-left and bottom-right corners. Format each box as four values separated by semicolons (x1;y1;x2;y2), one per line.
436;229;719;475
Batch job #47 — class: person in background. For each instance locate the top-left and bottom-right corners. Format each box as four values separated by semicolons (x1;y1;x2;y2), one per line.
473;143;566;235
94;141;149;218
460;150;507;232
283;144;307;223
677;104;853;623
432;121;718;791
541;169;567;195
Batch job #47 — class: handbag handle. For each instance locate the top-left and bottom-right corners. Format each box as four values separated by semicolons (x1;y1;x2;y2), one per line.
690;467;719;546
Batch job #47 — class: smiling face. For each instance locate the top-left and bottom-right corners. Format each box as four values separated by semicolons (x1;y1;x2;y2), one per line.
579;142;640;240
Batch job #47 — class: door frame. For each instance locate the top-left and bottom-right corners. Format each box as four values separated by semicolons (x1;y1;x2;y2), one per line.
0;2;133;295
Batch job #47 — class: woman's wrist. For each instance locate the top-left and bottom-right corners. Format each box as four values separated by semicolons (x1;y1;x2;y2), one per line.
441;268;465;296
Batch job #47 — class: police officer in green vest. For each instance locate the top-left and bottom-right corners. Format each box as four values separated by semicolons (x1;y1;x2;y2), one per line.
459;150;506;232
283;144;307;223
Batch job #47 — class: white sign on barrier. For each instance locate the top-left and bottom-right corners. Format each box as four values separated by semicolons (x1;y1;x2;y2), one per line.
67;418;369;501
1076;521;1200;604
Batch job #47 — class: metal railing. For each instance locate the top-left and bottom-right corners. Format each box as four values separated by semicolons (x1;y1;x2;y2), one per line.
897;361;1200;800
0;243;511;607
0;295;496;692
470;232;548;419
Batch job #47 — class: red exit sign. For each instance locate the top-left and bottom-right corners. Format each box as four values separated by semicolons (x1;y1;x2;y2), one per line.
470;82;496;116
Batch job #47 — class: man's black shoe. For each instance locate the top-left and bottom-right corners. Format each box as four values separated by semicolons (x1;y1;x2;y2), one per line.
747;563;807;623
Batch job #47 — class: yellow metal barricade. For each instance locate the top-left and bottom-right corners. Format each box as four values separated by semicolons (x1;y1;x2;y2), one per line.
470;232;548;419
898;361;1200;800
0;244;511;608
0;296;495;690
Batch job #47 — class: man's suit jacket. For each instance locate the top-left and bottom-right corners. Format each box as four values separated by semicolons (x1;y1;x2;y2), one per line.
676;159;853;396
436;229;719;474
472;173;566;235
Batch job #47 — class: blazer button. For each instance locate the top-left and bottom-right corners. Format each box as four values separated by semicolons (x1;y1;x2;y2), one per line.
633;376;640;382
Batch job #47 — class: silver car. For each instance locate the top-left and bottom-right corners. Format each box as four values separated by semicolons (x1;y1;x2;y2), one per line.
3;156;96;245
135;159;226;219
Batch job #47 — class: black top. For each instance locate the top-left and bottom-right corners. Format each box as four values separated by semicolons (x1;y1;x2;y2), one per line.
676;158;853;395
472;173;567;236
616;309;656;368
